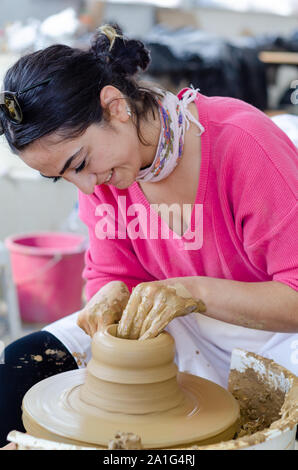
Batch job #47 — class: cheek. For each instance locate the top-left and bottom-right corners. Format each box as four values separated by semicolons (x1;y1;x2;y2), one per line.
88;151;106;173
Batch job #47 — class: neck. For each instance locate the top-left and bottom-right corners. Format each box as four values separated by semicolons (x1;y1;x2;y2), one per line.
138;111;161;169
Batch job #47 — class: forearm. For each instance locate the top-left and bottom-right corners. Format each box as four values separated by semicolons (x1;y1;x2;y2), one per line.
166;277;298;332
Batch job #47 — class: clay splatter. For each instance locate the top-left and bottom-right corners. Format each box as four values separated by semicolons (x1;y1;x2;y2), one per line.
45;349;66;359
31;355;43;362
72;352;87;367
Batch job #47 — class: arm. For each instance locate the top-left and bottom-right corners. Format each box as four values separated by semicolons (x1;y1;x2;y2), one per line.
166;277;298;332
181;116;298;333
134;119;298;337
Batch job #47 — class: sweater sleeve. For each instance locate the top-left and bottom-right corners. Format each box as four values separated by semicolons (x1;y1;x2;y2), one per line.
78;189;155;301
222;118;298;291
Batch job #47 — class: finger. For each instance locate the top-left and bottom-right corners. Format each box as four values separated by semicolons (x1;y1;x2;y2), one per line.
139;290;203;340
139;299;203;341
129;286;156;339
139;288;168;338
139;306;174;341
77;311;92;337
117;286;142;338
82;320;93;337
89;323;97;337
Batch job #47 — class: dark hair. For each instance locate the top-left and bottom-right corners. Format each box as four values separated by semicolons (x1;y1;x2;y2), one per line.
0;23;165;154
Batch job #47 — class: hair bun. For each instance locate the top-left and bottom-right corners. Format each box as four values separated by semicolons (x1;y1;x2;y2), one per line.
90;23;151;77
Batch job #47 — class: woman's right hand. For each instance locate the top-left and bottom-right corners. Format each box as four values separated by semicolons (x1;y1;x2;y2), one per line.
77;281;130;337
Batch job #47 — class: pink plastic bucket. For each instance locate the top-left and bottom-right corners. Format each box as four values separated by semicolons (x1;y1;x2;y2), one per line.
5;232;87;323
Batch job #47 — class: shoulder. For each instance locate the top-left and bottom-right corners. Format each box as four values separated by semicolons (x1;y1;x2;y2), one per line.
199;92;287;142
179;87;265;131
196;93;297;192
203;93;297;151
179;88;296;158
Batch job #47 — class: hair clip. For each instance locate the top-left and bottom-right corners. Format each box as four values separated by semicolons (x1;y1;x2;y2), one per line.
0;77;52;124
98;24;123;52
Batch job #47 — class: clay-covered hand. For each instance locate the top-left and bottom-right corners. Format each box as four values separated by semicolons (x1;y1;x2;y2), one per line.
77;281;130;337
117;282;206;340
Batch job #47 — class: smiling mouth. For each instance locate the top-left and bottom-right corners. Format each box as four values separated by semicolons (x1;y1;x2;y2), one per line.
104;169;114;183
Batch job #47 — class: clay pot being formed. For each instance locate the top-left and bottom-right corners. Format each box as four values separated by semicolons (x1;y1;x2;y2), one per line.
22;325;240;448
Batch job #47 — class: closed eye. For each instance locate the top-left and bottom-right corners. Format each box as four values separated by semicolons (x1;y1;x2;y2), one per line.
52;158;86;181
40;156;87;182
39;173;61;183
75;159;86;173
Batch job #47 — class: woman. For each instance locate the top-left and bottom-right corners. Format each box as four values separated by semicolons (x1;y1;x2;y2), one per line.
0;23;297;447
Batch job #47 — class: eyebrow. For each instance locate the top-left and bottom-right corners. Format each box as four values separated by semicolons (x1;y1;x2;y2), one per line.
39;147;84;179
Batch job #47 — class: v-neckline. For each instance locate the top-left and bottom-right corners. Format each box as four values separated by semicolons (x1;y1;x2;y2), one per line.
130;90;210;241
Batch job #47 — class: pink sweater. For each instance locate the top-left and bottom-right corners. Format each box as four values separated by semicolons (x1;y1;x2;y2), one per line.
78;89;298;301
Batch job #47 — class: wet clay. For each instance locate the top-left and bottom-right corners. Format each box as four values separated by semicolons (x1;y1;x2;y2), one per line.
229;367;285;437
108;432;143;450
183;351;298;450
22;325;239;448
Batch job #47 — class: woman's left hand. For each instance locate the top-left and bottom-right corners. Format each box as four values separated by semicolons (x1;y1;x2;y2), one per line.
117;281;206;340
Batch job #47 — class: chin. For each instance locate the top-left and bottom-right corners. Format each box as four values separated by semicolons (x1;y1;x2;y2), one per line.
113;182;131;190
113;177;136;190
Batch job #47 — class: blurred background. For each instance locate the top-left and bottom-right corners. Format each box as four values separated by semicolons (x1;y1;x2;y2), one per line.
0;0;297;346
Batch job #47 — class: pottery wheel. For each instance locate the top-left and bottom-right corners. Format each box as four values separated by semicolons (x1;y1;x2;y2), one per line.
22;325;240;448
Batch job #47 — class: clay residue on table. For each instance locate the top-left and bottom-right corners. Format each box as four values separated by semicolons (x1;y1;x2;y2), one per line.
229;367;285;437
108;432;143;450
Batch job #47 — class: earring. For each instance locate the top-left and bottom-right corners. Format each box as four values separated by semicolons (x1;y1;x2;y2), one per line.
126;105;132;117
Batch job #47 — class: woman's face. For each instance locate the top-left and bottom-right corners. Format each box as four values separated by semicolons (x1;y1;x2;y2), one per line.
20;86;158;194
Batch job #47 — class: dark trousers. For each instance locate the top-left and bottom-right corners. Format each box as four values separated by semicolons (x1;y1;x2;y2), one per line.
0;331;78;447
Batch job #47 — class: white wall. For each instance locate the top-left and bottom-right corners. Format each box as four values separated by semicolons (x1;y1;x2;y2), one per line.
0;171;79;241
193;6;298;38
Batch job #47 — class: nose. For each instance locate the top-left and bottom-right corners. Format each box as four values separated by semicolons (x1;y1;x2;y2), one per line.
68;173;97;194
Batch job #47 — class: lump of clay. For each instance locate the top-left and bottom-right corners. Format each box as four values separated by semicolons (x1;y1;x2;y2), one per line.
108;431;143;450
117;282;206;340
77;281;130;336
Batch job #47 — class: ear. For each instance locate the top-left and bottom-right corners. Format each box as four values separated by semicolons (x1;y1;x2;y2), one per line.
99;85;128;122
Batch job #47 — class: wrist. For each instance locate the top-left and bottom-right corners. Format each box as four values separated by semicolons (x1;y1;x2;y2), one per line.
164;276;206;301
